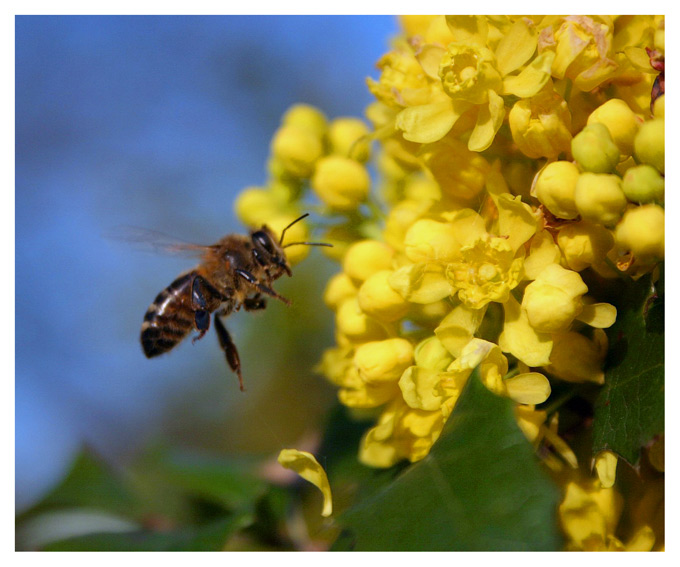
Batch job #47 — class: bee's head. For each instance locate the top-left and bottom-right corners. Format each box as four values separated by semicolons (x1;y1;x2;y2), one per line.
250;226;291;278
250;214;332;278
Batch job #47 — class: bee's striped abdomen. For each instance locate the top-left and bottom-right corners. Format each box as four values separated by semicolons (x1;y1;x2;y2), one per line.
141;270;197;358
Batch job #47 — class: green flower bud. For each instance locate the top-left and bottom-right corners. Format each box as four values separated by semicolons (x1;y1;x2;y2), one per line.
534;161;580;219
634;118;665;174
571;123;621;173
621;164;664;203
574;172;628;226
614;204;664;261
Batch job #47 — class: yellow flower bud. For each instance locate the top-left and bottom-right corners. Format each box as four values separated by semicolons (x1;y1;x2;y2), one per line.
653;94;664;119
383;199;431;251
587;99;641;157
534;161;580;219
614;204;664;261
342;240;394;284
234;186;281;227
327;117;371;162
574;173;628;227
353;338;414;384
271;124;324;178
621;165;664;203
522;264;588;333
413;336;453;371
509;88;572;159
323;272;357;311
357;270;410;322
281;103;328;137
571;123;620;173
404;219;461;263
546;330;606;384
311;156;370;211
557;221;614;272
319;225;358;262
420;138;490;201
634;118;665;174
336;297;387;343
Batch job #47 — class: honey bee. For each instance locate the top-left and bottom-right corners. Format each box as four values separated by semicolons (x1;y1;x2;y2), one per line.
137;214;330;391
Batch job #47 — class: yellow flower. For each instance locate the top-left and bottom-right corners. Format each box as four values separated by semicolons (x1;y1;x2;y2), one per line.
270;123;324;178
396;17;554;151
556;221;614;272
539;16;619;91
445;234;524;309
546;330;608;384
508;84;572;159
522;263;588;333
278;449;333;517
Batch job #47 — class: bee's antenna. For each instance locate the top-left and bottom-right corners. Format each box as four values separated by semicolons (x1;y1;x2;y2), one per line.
283;241;333;249
279;213;310;245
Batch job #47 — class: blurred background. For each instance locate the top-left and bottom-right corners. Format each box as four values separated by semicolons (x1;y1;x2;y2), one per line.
15;14;398;520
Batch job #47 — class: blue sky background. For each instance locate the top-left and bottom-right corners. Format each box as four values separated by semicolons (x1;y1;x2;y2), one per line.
15;15;399;512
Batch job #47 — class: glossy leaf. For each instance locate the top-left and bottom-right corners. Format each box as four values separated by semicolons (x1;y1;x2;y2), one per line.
332;370;562;550
592;272;664;465
42;513;252;551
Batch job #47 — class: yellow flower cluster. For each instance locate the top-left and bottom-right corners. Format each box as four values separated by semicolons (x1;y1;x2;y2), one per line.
234;14;664;543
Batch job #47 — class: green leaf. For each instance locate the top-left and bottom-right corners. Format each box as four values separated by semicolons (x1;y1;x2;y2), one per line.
26;451;140;519
42;512;252;551
592;271;664;465
332;371;562;550
147;448;267;511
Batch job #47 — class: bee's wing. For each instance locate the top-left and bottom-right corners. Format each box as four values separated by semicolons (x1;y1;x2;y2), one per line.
105;225;215;257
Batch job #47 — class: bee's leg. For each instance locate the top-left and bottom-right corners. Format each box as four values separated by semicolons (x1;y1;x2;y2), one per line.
191;275;222;344
214;314;245;392
243;293;266;311
234;269;291;305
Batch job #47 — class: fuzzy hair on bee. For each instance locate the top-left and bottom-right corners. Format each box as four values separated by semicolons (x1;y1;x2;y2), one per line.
138;214;331;391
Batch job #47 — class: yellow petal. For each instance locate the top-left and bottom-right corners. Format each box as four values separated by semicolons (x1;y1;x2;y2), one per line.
524;230;562;280
495;18;537;76
502;51;555;98
399;366;443;411
625;526;656;552
396;99;463;144
416;44;446;79
594;450;618;489
498;294;553;366
277;449;333;517
468;90;505;152
445;15;489;45
435;303;488;358
496;193;540;253
504;372;552;405
576;303;617;328
388;263;453;304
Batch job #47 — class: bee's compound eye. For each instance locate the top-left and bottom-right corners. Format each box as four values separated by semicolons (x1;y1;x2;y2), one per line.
252;230;275;253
